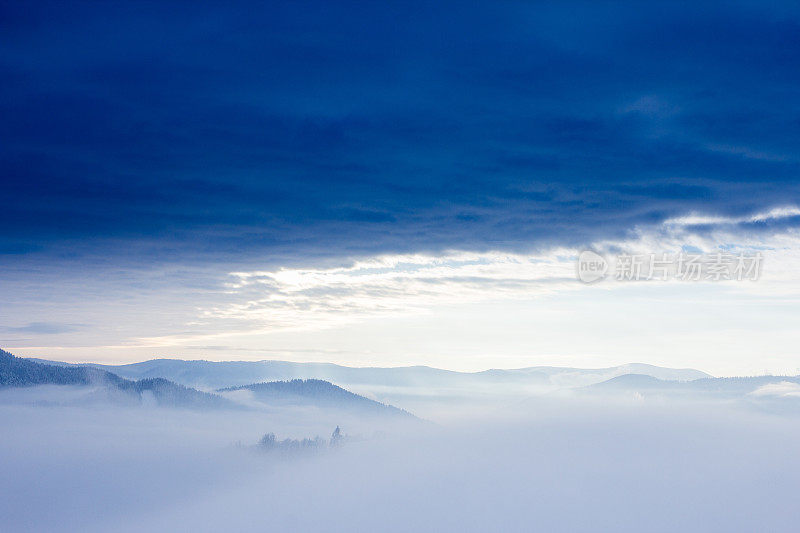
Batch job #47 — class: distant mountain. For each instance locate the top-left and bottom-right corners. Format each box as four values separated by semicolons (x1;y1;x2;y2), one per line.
589;374;681;391
64;359;485;390
48;358;711;393
1;349;232;409
28;356;711;418
219;379;415;418
585;372;800;400
2;350;417;416
574;363;710;382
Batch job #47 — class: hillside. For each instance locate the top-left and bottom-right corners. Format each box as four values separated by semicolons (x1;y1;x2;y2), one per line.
219;379;415;418
2;350;417;416
1;349;124;387
1;349;232;409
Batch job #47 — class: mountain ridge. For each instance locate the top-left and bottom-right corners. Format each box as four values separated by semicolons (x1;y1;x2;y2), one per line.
589;372;800;394
31;357;713;387
1;349;234;408
2;349;418;416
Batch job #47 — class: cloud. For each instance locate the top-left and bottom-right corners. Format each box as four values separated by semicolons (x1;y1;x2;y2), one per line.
186;206;800;335
206;252;577;327
2;1;800;265
750;382;800;398
664;206;800;227
1;322;84;335
4;2;800;371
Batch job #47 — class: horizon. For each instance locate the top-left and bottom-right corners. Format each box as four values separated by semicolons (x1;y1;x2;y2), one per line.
22;348;800;379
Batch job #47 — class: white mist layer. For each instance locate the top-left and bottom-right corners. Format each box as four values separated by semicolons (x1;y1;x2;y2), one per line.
2;391;800;532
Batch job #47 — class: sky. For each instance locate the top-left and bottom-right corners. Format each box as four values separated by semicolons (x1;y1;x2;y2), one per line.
2;1;800;375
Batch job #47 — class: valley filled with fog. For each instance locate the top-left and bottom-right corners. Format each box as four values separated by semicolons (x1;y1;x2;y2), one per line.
3;351;800;532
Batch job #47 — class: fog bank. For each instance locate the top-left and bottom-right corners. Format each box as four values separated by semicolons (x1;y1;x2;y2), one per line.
2;392;800;532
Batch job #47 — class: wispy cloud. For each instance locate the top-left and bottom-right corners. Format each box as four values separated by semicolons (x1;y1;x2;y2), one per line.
663;206;800;227
0;322;84;335
750;381;800;398
196;252;578;332
189;207;800;335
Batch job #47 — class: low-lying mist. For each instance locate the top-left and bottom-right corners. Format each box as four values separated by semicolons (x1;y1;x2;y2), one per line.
2;387;800;532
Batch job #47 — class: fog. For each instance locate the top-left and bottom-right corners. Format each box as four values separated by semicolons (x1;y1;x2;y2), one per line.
3;388;800;532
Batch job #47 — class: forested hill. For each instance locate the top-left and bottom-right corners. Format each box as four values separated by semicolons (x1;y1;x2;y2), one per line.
0;349;232;409
0;348;122;387
220;379;415;418
1;350;416;415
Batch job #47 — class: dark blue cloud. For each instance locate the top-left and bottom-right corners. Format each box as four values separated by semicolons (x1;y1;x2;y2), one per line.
2;1;799;265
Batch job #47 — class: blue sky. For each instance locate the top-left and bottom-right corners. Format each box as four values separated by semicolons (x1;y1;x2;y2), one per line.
2;1;800;373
